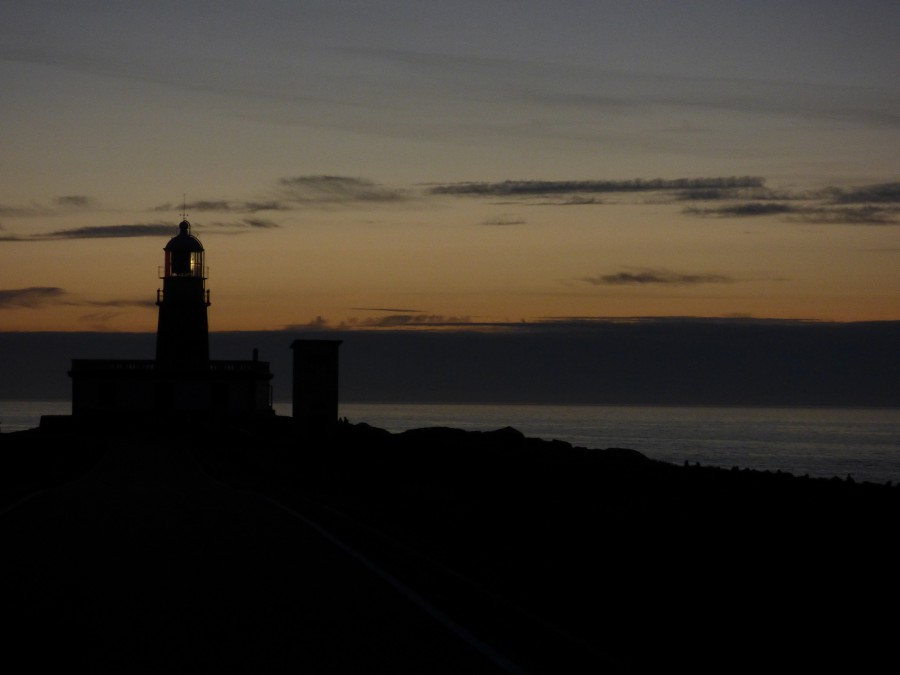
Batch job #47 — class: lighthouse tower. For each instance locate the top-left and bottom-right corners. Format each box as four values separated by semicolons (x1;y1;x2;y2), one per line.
155;219;210;362
68;216;274;424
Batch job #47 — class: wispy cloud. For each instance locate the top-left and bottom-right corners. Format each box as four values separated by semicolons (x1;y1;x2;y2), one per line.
481;215;526;226
286;314;888;336
204;218;281;230
242;218;280;229
0;223;176;242
152;199;289;214
341;45;900;134
348;307;427;313
678;180;900;224
582;269;735;286
2;217;283;244
278;175;409;205
683;203;795;217
84;298;157;309
527;65;900;130
1;196;96;217
37;223;174;240
348;314;474;328
789;206;899;225
531;196;606;206
0;286;154;310
0;203;52;217
825;182;900;205
54;195;96;209
285;313;483;330
78;311;123;329
0;286;67;309
685;202;898;224
75;303;153;327
291;316;331;331
675;187;795;202
150;176;408;216
429;177;764;198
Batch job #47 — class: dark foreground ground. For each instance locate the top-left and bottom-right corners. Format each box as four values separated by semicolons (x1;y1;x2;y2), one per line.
1;417;897;672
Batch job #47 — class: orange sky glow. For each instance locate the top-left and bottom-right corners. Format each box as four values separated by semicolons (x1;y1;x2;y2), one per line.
2;3;898;332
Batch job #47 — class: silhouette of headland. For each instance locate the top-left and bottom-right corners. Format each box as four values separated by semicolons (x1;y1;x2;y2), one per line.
1;220;896;671
1;417;897;672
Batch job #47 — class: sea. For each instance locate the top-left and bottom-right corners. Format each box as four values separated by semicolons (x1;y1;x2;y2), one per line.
2;401;899;485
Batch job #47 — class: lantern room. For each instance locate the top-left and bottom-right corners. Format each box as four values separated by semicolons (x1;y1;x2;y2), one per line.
163;220;207;279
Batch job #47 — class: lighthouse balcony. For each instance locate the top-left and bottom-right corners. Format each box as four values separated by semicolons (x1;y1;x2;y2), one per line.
159;265;208;279
156;288;211;305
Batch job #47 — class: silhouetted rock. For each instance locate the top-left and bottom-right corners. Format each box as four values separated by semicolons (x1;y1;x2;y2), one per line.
1;420;896;672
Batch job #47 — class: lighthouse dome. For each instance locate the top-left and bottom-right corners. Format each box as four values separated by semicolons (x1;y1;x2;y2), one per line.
164;220;204;253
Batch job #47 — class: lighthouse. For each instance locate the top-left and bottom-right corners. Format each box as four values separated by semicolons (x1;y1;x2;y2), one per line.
69;218;274;423
62;213;343;433
155;219;210;362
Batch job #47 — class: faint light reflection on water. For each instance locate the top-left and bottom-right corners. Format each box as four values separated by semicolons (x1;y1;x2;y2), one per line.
3;401;898;484
329;403;900;485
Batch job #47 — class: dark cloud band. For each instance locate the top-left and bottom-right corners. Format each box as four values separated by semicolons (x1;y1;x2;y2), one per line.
583;270;735;286
0;286;154;310
430;177;764;197
684;203;794;217
39;223;174;239
278;175;408;204
0;286;66;309
827;182;900;205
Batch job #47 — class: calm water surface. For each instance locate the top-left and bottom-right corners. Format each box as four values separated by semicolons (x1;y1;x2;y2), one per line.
3;401;898;484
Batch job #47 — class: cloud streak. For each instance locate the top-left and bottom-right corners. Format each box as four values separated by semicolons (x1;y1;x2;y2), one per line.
84;298;157;309
675;187;795;202
826;182;900;205
348;314;475;328
481;215;526;226
0;286;154;310
789;206;899;225
0;203;52;217
348;307;427;313
1;223;177;242
685;202;898;224
150;175;409;217
4;176;896;253
37;223;175;240
278;176;409;205
430;177;764;198
0;287;67;309
152;200;289;214
582;269;735;286
285;313;486;330
684;203;795;217
204;218;282;230
1;196;97;217
54;195;96;209
241;218;280;229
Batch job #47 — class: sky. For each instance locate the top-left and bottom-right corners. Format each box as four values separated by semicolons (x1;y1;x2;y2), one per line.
1;1;899;334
